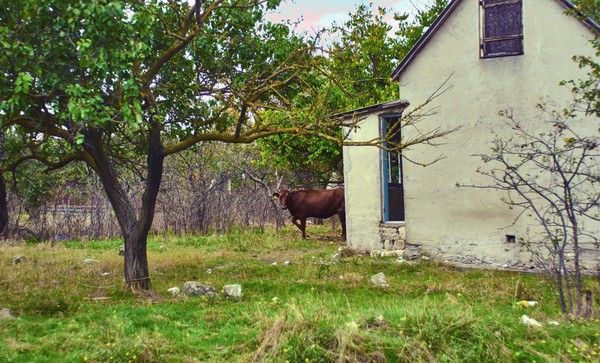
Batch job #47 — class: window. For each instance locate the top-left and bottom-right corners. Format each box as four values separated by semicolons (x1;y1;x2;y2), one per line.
480;0;523;58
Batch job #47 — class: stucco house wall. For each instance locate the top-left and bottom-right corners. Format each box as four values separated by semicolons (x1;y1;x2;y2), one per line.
343;113;383;250
342;0;599;267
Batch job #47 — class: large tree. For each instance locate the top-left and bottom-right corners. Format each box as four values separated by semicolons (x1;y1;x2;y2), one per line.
0;0;346;289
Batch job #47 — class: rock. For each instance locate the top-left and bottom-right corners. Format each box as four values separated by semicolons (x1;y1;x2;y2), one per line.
0;308;16;319
13;256;25;265
223;284;243;298
403;245;421;260
370;272;390;287
370;250;404;258
523;264;535;270
158;245;165;251
83;258;99;264
118;245;125;256
183;281;217;296
100;272;111;277
283;260;291;266
382;250;404;257
332;253;341;259
167;287;180;295
548;320;560;326
205;268;212;274
520;315;543;328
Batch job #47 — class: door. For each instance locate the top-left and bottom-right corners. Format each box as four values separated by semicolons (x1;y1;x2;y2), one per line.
381;116;405;222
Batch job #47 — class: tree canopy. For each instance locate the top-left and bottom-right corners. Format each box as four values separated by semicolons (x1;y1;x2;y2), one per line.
0;0;347;289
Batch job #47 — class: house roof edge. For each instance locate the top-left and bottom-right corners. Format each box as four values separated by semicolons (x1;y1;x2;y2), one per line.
334;99;410;120
390;0;599;82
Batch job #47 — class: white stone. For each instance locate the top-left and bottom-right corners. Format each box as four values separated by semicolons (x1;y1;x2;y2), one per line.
520;315;543;328
370;272;390;287
223;284;243;298
0;308;16;319
167;287;180;295
83;259;99;264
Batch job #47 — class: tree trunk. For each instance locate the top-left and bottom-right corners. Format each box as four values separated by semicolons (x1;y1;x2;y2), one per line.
0;173;8;236
82;120;164;290
123;228;151;290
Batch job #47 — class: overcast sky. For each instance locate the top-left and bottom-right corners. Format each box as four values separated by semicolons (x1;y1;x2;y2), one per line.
265;0;434;35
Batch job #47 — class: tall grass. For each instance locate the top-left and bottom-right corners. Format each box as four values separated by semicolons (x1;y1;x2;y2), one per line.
1;225;599;362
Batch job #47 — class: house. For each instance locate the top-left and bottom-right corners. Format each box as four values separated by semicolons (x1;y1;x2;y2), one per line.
341;0;599;267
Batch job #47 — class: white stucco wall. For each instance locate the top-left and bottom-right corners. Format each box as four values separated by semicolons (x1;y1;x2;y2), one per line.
342;113;384;250
394;0;599;265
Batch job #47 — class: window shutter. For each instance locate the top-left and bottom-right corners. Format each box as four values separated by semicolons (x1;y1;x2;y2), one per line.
481;0;523;58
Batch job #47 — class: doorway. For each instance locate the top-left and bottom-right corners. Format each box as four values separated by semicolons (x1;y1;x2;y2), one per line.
381;115;405;222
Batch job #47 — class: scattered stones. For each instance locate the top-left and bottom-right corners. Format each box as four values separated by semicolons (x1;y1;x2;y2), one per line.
13;256;25;265
271;262;278;266
520;315;543;328
370;272;390;288
223;284;243;298
167;287;180;296
370;250;403;258
83;258;99;264
283;260;291;266
0;308;16;320
205;268;213;274
183;281;217;296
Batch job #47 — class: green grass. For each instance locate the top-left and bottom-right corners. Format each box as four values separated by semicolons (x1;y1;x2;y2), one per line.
1;225;599;362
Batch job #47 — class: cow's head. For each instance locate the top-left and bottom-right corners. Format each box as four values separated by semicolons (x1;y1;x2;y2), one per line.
272;189;289;210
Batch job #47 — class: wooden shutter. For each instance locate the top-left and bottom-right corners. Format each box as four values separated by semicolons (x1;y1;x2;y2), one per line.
481;0;523;58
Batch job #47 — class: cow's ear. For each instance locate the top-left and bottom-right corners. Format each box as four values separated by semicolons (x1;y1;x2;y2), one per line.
272;193;280;199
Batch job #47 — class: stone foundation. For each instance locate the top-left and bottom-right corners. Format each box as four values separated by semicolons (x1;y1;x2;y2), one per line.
375;222;422;260
379;223;406;250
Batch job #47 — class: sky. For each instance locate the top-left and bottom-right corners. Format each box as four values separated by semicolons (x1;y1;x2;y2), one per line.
265;0;433;35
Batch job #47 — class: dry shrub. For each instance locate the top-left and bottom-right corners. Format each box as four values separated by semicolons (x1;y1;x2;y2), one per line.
250;304;387;363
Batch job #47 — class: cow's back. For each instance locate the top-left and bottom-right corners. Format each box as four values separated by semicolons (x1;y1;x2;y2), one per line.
287;189;344;219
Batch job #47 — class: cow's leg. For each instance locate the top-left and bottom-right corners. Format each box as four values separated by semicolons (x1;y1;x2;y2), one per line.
300;218;306;239
338;211;346;241
291;217;306;239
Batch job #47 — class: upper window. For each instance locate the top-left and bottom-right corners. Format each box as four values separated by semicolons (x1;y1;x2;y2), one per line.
480;0;523;58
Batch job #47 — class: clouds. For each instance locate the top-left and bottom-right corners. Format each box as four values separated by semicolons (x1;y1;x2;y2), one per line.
266;0;432;34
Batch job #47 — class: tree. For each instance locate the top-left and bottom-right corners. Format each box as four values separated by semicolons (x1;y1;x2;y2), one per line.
0;0;348;290
476;29;599;317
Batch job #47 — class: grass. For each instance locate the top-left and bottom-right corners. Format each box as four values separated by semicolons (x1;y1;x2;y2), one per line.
0;225;599;362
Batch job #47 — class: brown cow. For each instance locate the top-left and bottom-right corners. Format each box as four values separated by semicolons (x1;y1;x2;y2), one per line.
273;187;346;240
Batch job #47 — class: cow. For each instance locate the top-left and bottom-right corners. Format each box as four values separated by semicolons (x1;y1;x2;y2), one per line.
273;187;346;240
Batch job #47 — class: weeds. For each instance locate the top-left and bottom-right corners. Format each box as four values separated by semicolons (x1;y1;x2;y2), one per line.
1;226;599;362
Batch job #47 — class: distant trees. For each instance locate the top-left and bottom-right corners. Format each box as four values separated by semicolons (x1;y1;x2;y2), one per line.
258;0;449;186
